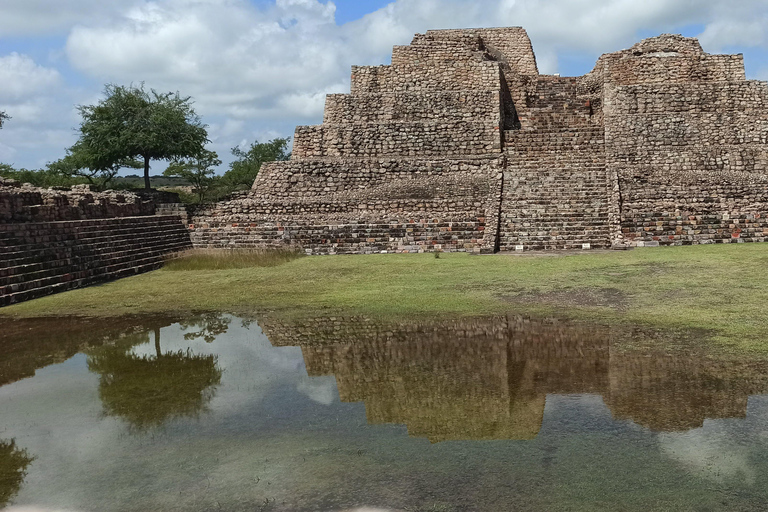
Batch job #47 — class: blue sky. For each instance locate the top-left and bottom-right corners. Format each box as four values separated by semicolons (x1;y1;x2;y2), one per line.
0;0;766;172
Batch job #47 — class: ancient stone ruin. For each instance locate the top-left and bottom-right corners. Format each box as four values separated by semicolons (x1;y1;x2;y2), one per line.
0;178;190;306
191;27;768;253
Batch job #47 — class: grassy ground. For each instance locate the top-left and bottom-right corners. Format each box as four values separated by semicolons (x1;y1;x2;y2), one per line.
164;248;304;270
3;244;768;354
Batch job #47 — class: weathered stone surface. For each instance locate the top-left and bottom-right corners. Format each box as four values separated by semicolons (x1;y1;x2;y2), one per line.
0;179;192;306
0;178;155;223
189;27;768;252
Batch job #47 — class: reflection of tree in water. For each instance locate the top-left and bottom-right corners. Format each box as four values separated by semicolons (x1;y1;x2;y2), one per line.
0;439;34;508
87;328;222;430
179;313;232;343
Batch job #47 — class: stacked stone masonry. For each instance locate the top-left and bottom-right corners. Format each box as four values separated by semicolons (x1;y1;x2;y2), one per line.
188;28;768;252
0;215;191;306
0;179;192;306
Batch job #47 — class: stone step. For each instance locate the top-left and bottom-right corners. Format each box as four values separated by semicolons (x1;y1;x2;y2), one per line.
1;231;190;269
0;235;190;285
0;241;189;295
0;256;170;307
0;217;185;248
0;223;188;256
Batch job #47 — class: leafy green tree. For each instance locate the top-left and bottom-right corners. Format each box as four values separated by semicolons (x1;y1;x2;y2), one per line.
0;111;8;129
223;137;290;190
0;439;34;509
163;149;221;203
48;141;142;190
73;84;209;190
87;328;222;431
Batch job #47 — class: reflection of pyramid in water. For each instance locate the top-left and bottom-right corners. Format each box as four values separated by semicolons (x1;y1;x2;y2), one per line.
262;315;768;441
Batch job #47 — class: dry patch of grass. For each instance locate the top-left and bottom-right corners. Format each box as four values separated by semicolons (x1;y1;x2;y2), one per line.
163;248;304;271
503;287;629;310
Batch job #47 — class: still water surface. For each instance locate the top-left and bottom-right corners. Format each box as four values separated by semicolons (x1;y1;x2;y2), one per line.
1;314;768;511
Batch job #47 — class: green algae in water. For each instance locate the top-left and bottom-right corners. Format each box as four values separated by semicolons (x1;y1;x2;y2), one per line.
0;314;767;511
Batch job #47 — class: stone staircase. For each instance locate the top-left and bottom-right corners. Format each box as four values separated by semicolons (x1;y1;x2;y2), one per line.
499;126;611;250
0;216;191;306
516;76;595;130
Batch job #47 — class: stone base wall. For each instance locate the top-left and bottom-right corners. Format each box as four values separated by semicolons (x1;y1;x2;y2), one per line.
0;179;156;223
0;215;191;306
190;157;502;254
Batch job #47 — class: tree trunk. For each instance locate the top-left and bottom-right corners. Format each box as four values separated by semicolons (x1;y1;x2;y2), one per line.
143;156;151;190
154;328;161;358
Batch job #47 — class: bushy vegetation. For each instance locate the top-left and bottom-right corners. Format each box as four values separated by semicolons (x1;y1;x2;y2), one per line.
1;137;292;202
0;163;89;188
164;248;304;270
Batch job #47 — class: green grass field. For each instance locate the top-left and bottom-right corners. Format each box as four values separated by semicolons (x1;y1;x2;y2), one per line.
3;244;768;354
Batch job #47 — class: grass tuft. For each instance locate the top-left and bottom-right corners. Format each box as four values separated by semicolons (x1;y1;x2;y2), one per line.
163;248;304;271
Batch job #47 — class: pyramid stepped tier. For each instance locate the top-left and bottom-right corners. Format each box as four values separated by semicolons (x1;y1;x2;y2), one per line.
601;54;746;85
323;91;503;124
350;60;503;94
292;121;502;158
499;127;612;250
186;28;768;253
190;158;503;254
609;82;768;115
422;27;539;76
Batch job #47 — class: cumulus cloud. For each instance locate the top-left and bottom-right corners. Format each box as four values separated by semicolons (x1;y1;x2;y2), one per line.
65;0;351;121
0;0;139;35
0;54;61;101
0;0;766;169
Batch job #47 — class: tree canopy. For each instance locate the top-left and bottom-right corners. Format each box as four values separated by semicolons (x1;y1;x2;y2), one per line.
0;111;8;129
48;141;142;189
223;137;290;190
0;439;34;509
163;149;221;203
87;328;222;431
73;84;209;189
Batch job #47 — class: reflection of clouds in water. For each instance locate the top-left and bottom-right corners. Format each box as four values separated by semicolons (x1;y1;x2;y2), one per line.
297;376;338;405
133;318;315;416
659;429;756;484
658;398;768;485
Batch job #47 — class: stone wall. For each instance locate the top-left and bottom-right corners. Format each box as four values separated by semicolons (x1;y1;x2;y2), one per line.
190;158;502;253
598;35;768;246
190;27;768;253
0;178;192;306
1;178;155;223
0;215;191;306
292;121;502;158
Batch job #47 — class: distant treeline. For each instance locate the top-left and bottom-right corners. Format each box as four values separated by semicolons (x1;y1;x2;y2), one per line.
0;136;290;204
0;83;290;204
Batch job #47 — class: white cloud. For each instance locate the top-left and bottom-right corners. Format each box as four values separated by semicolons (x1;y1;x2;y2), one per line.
0;0;140;36
698;19;768;52
0;54;61;101
0;0;767;170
